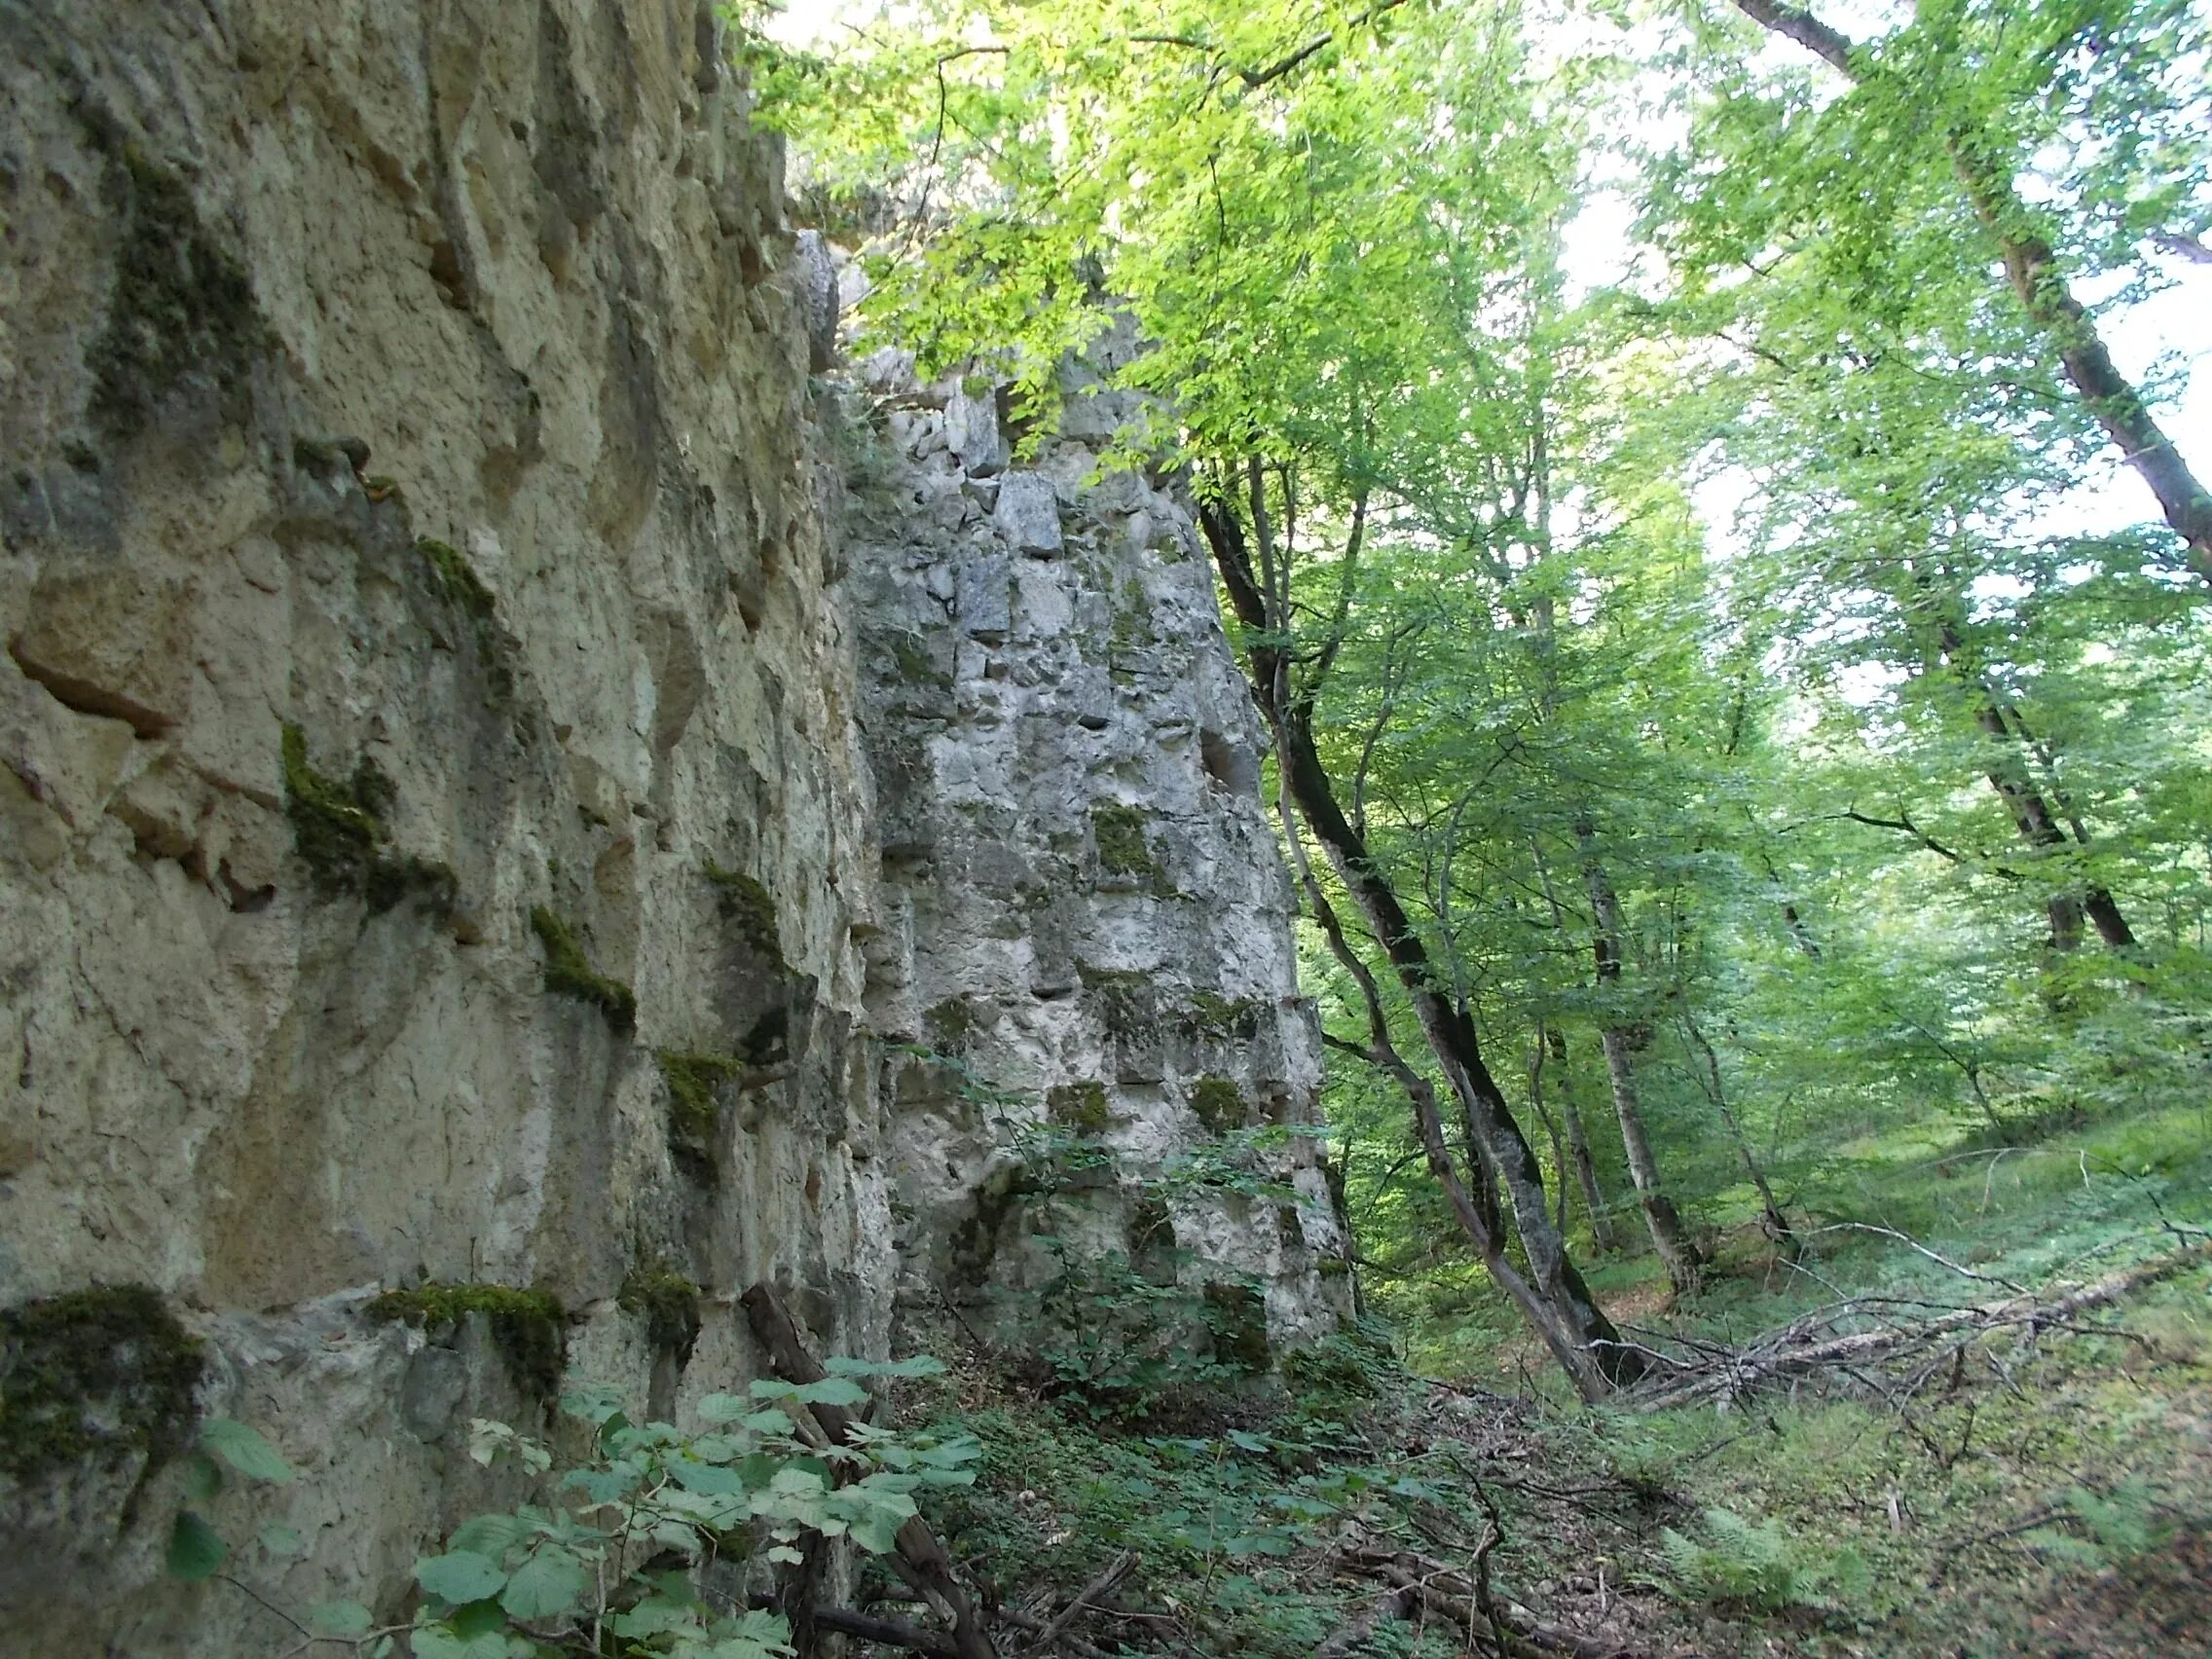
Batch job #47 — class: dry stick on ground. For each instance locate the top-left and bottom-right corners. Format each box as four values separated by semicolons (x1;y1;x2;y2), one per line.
740;1282;1002;1659
1313;1583;1422;1658
1336;1546;1637;1659
1035;1551;1136;1651
1629;1241;2212;1410
994;1606;1119;1659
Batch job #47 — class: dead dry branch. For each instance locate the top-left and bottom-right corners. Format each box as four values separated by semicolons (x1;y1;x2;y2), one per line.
1624;1240;2211;1410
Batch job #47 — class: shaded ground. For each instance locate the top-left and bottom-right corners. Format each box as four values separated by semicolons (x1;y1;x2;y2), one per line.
876;1103;2212;1659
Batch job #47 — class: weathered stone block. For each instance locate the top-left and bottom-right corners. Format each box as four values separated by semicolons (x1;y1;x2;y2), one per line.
945;387;1005;476
994;470;1063;555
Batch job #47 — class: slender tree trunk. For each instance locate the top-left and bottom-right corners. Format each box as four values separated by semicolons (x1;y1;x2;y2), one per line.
1526;1031;1573;1235
1577;825;1703;1295
1200;492;1641;1392
1730;0;2212;588
1680;1006;1796;1255
1546;1028;1619;1254
1282;800;1614;1399
1937;628;2137;953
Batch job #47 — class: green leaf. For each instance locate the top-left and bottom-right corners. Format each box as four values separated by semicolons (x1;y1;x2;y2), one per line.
696;1393;752;1423
166;1510;227;1581
181;1452;223;1502
447;1513;527;1561
558;1383;626;1426
203;1418;295;1485
825;1354;947;1379
849;1511;904;1553
310;1601;374;1638
412;1550;508;1605
498;1548;587;1621
792;1377;871;1408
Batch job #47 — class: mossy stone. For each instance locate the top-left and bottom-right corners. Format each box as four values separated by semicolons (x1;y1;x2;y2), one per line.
366;1284;567;1400
0;1284;204;1494
414;538;515;709
704;864;787;972
1048;1080;1111;1135
1088;802;1161;879
529;906;636;1033
1183;992;1260;1041
618;1264;703;1364
1200;1280;1272;1374
280;723;457;914
88;147;266;437
1190;1074;1246;1134
1079;965;1154;1042
657;1050;740;1146
924;996;979;1056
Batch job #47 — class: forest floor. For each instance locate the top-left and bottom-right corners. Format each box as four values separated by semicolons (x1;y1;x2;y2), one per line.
890;1102;2212;1659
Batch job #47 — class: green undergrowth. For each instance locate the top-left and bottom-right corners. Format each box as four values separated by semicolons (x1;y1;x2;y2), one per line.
1575;1270;2212;1655
886;1326;1505;1658
878;1257;2212;1658
1388;1098;2212;1384
1354;1097;2212;1655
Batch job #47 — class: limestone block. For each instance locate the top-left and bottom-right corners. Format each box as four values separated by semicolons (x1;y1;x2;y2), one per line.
945;388;1005;476
957;554;1012;642
9;566;195;736
793;231;838;371
993;470;1063;555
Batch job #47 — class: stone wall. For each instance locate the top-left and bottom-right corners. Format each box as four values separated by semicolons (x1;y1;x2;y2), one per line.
842;338;1352;1353
0;0;1341;1646
0;2;888;1645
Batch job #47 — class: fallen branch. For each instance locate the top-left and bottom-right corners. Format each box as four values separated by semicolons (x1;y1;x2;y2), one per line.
1336;1546;1637;1659
792;1604;960;1658
1034;1551;1136;1651
1628;1241;2212;1410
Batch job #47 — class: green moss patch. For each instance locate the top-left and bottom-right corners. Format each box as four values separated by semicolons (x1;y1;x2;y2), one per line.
0;1284;204;1493
1089;803;1161;879
414;539;516;709
618;1264;703;1364
1190;1074;1247;1134
704;864;787;971
366;1283;567;1400
88;147;267;437
1049;1080;1112;1135
529;905;636;1033
279;723;458;914
657;1050;740;1145
925;996;980;1055
1183;992;1260;1041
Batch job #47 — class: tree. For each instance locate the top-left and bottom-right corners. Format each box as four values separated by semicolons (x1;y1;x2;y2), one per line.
1721;0;2212;585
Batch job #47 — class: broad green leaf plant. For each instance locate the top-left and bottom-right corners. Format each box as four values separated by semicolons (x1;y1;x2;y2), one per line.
170;1363;977;1658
